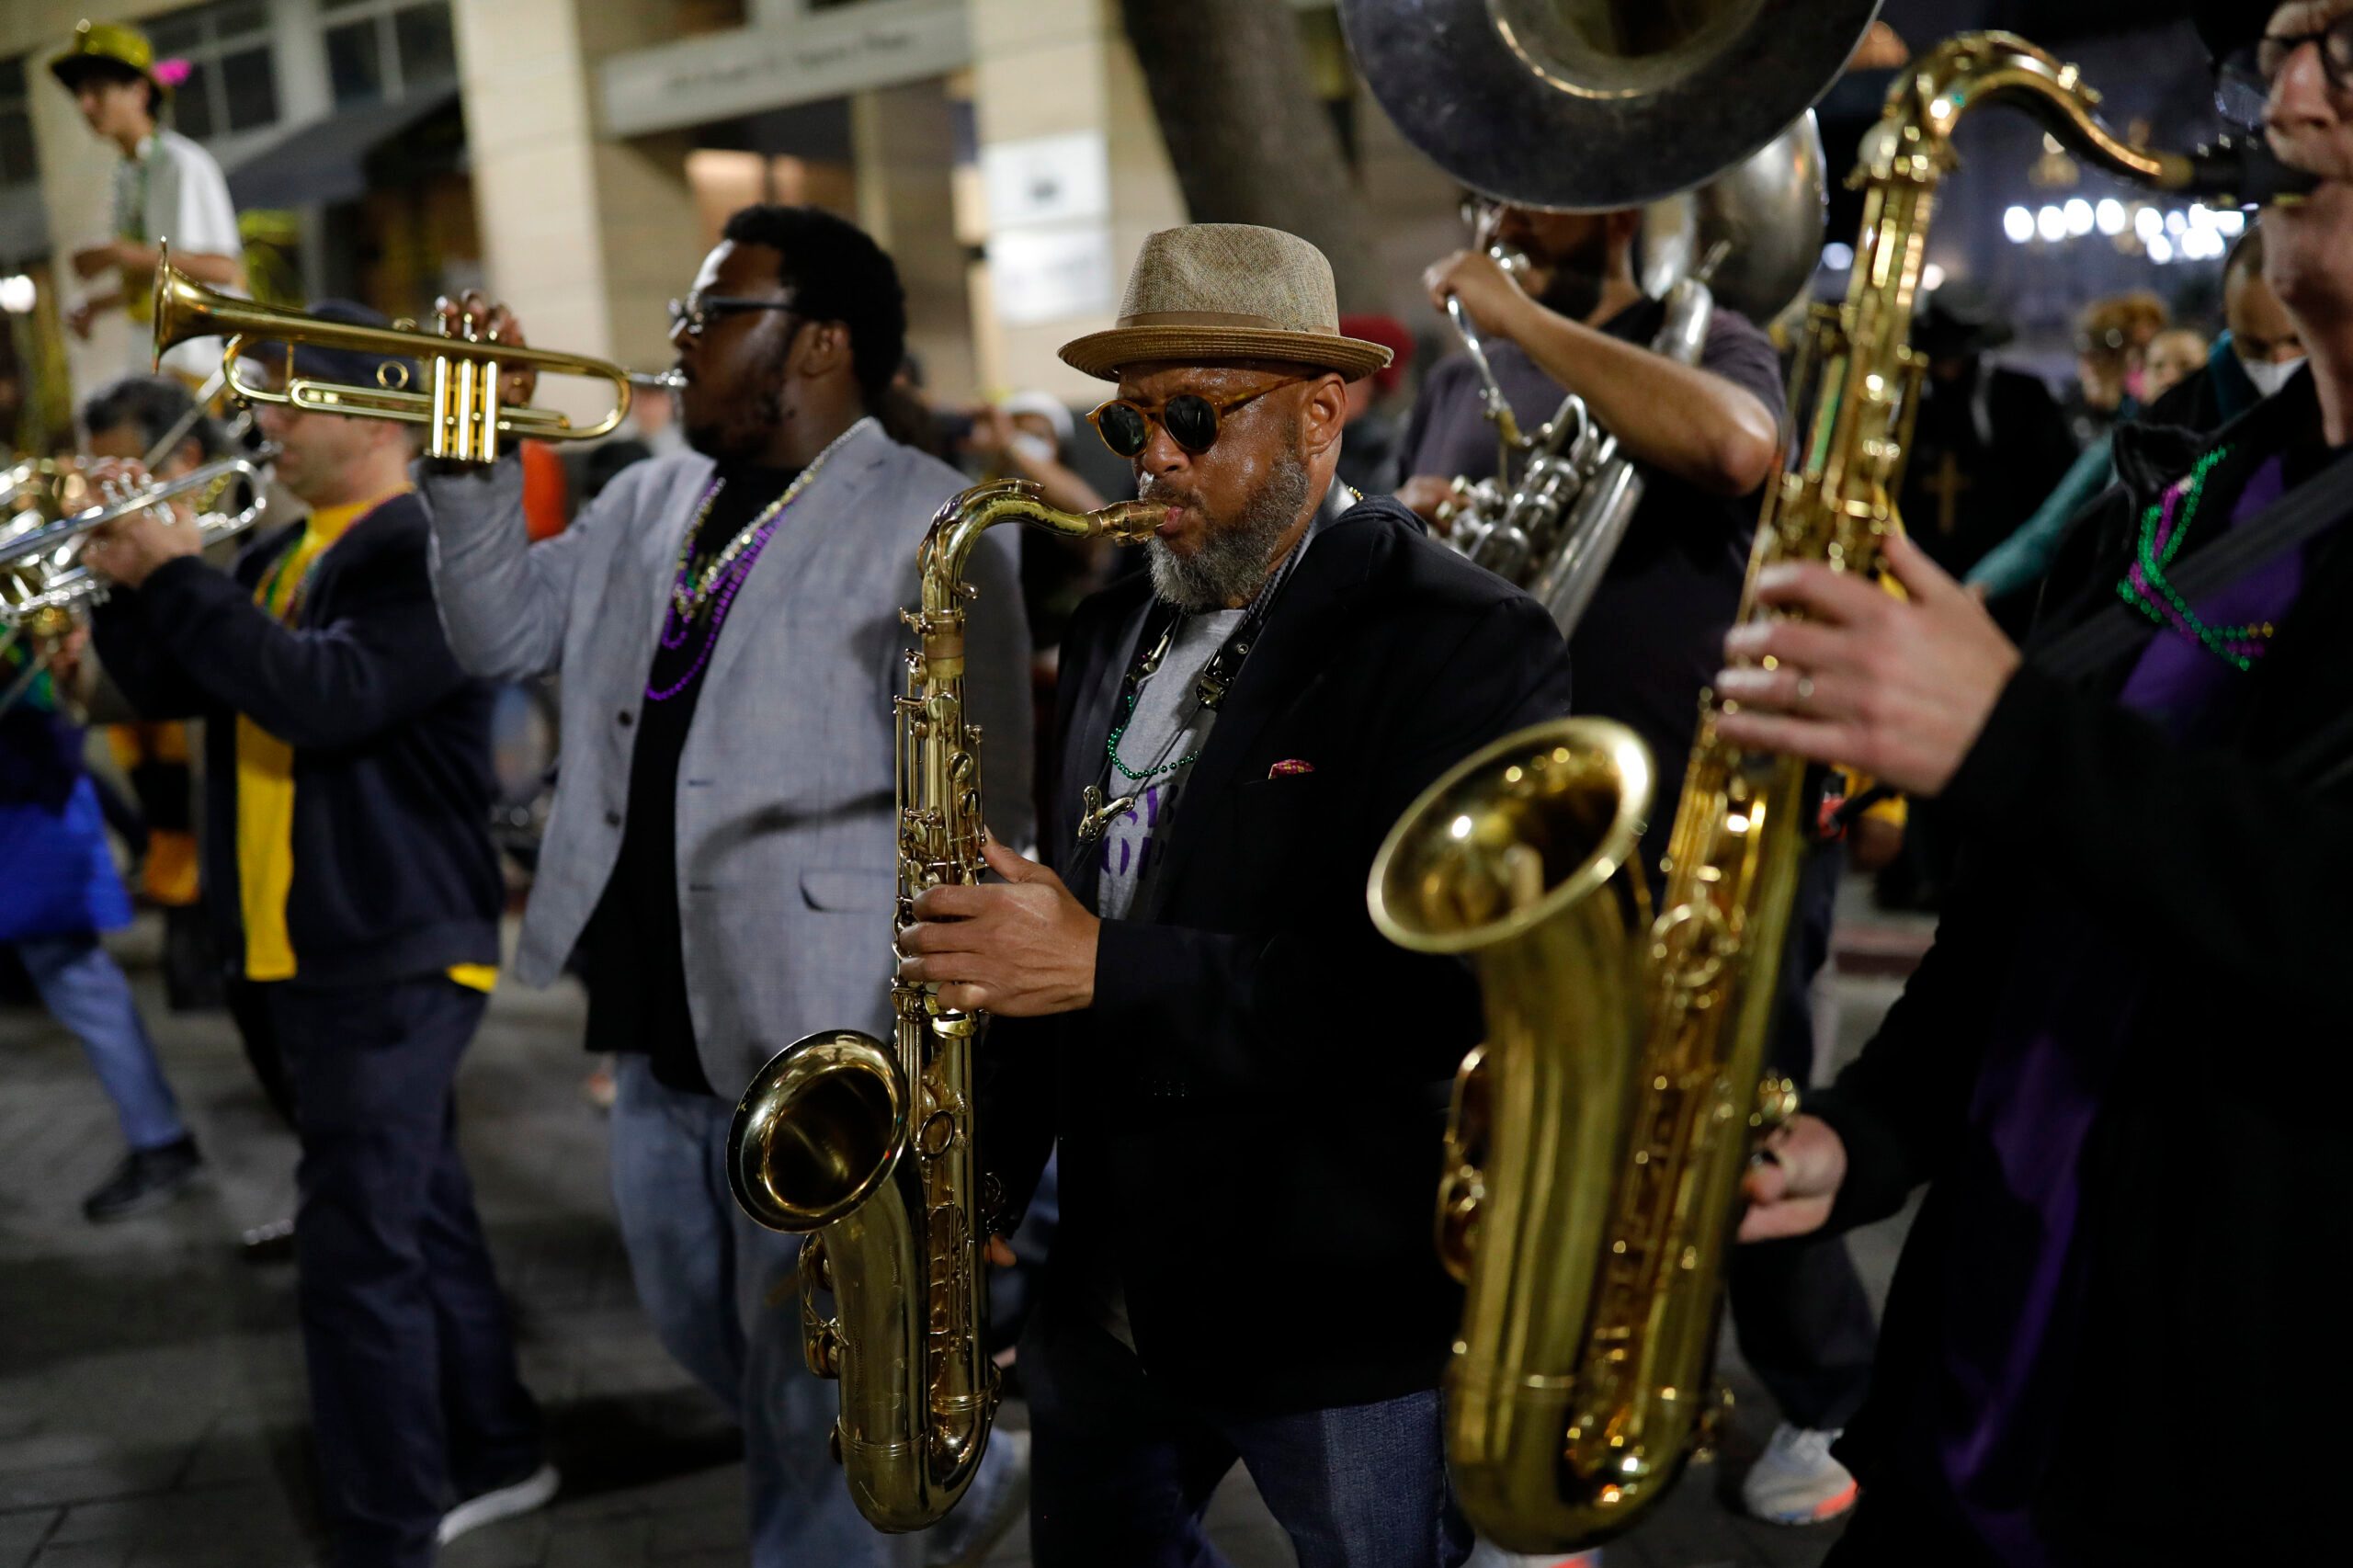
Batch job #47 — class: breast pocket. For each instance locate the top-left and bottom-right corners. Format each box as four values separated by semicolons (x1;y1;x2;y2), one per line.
1222;773;1331;882
800;868;897;912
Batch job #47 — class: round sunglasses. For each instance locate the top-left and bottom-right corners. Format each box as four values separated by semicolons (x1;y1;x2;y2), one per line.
1088;377;1310;459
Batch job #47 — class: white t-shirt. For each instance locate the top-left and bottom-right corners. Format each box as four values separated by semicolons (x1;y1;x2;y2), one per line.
111;129;244;377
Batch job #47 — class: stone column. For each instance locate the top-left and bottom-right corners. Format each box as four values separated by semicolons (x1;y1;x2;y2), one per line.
852;77;978;401
966;0;1185;404
451;0;703;422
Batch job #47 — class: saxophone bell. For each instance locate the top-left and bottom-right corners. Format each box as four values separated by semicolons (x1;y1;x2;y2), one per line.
726;483;1156;1532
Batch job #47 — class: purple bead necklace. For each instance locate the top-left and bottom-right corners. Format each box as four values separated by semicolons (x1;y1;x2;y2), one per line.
645;418;873;703
647;494;781;702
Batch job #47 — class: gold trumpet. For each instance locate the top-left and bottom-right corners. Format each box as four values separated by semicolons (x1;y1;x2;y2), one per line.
152;250;684;463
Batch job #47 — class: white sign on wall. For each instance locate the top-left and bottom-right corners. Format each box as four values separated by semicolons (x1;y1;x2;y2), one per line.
990;227;1117;327
981;133;1109;232
600;0;971;139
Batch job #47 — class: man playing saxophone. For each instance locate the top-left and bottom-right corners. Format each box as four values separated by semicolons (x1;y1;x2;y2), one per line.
896;223;1574;1568
413;205;1029;1566
1732;7;2353;1561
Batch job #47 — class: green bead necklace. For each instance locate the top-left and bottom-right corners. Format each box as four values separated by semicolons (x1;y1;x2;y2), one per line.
2116;443;2276;672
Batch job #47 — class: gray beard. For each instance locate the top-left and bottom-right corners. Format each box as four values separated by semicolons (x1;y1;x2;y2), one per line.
1145;453;1313;611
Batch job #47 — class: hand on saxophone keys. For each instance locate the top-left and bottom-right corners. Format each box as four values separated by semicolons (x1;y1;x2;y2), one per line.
1711;531;2021;797
1739;1113;1847;1243
895;837;1100;1017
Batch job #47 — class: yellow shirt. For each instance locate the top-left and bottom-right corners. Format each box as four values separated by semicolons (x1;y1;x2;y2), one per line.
233;487;495;994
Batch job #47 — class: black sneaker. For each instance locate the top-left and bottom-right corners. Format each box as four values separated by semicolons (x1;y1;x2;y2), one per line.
82;1136;205;1222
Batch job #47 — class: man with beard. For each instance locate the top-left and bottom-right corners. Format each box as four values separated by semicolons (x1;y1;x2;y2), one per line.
1730;6;2353;1560
894;223;1574;1568
413;206;1031;1566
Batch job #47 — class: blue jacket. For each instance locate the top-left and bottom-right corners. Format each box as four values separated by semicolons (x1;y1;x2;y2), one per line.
0;669;131;944
89;492;501;987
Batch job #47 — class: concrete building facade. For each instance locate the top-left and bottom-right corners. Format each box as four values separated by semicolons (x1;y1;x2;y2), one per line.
3;0;1459;438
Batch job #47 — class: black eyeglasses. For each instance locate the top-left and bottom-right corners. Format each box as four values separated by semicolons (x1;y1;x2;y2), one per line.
666;292;799;338
2256;20;2353;90
1088;379;1308;459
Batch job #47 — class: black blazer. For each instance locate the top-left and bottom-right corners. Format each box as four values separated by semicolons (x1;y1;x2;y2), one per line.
985;494;1575;1415
90;492;502;989
1805;372;2353;1561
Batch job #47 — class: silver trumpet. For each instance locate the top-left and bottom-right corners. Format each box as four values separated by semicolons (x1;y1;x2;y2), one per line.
2;452;273;625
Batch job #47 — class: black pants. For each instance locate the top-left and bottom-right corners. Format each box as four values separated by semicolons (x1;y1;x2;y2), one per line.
257;974;542;1568
227;976;299;1129
1726;841;1879;1431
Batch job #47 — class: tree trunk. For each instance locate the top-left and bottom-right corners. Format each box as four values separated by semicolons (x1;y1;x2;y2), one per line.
1120;0;1390;314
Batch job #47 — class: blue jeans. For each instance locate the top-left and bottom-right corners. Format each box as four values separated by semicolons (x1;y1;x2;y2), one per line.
607;1055;1019;1568
13;932;186;1151
1022;1294;1472;1568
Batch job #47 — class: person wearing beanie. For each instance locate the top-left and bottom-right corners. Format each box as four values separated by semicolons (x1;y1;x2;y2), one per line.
80;301;551;1567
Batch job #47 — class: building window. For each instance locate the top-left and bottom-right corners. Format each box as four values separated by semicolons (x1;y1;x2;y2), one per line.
320;0;459;108
0;58;37;190
147;0;281;143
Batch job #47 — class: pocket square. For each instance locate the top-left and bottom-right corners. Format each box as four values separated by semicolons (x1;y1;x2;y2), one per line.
1267;758;1315;778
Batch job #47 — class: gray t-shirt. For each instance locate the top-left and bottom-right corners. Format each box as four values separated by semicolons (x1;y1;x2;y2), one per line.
1091;607;1245;923
1076;500;1339;1348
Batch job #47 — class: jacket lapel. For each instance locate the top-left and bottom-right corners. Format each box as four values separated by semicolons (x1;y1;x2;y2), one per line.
1060;594;1150;908
1132;511;1378;915
697;422;892;697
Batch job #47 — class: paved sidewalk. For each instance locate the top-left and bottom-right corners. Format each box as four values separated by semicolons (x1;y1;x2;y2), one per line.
0;915;1915;1568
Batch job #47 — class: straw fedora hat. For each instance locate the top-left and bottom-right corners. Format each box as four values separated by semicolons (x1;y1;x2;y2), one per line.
1060;224;1394;382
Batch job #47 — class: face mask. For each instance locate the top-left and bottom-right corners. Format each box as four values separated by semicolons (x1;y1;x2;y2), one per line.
1009;431;1058;467
2237;354;2306;400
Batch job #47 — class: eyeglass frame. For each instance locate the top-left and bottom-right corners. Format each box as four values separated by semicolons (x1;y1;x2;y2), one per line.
2222;22;2353;100
1086;376;1313;459
667;292;801;338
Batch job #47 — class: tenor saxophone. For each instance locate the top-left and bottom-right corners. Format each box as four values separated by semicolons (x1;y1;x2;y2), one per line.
727;479;1155;1531
1368;33;2289;1552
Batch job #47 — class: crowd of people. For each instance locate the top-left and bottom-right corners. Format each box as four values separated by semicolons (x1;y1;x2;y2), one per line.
7;4;2353;1567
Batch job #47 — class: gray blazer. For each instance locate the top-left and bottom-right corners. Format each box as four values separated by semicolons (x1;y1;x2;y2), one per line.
415;422;1032;1097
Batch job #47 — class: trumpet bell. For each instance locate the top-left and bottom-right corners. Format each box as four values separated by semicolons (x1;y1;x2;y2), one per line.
1340;0;1879;211
151;251;652;460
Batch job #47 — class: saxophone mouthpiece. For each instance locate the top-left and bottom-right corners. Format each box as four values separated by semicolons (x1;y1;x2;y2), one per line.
1099;500;1162;543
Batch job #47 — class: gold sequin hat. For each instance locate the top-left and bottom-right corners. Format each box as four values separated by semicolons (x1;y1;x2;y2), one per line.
50;19;168;98
1059;223;1394;382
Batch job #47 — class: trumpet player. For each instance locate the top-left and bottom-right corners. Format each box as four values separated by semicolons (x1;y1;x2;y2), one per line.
82;309;551;1568
414;205;1032;1566
1731;6;2353;1562
897;224;1574;1568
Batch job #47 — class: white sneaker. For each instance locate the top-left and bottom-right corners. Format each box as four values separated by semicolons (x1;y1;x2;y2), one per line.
1741;1423;1858;1526
1461;1542;1603;1568
438;1460;560;1545
923;1428;1030;1568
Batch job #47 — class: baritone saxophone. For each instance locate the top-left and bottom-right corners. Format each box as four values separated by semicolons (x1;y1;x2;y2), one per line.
1368;30;2297;1553
725;479;1155;1531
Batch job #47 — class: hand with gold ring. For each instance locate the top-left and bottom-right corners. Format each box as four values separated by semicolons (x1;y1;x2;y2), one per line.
1712;530;2020;797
